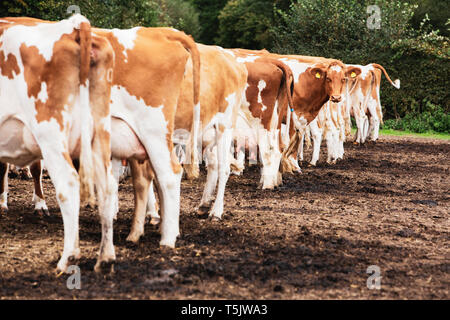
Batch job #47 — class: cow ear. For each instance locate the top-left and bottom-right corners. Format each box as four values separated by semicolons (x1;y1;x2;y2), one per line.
310;67;324;80
345;67;361;79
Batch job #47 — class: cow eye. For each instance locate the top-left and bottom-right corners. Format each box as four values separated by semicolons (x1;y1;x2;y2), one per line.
326;78;332;82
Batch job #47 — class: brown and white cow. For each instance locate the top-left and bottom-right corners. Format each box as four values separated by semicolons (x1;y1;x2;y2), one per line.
90;26;201;247
125;44;247;239
345;63;400;143
0;15;117;273
228;51;363;178
1;24;202;248
303;100;347;166
226;49;295;189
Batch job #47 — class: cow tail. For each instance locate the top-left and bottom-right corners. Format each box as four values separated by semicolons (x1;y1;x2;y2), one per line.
371;63;400;89
170;32;201;180
77;18;96;206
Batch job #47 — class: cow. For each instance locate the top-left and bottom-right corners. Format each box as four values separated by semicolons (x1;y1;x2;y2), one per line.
225;49;295;189
228;51;363;178
0;15;117;273
345;63;400;144
123;43;248;241
303;100;347;166
1;24;202;248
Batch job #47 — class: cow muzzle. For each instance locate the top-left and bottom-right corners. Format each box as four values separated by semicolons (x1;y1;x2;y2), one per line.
331;95;342;103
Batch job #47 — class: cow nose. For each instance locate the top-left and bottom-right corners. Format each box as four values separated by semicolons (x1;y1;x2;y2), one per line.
331;95;341;102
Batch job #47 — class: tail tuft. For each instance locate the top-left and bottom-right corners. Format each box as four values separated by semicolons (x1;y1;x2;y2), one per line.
393;79;400;89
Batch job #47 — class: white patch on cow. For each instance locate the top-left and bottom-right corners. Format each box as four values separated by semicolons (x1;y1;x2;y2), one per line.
330;65;342;73
257;80;267;111
37;82;48;103
221;48;236;57
236;55;258;63
33;194;48;211
111;27;140;61
278;58;310;83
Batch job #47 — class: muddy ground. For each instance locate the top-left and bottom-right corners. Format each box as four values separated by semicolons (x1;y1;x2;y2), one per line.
0;135;448;299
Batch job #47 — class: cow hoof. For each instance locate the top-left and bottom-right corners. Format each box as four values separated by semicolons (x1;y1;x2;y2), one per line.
208;215;221;222
149;216;160;225
159;245;176;255
0;207;7;216
94;259;115;274
126;232;142;244
34;208;50;217
197;205;210;219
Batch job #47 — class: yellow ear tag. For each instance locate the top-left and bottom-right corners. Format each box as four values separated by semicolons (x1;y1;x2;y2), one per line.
315;72;321;79
351;72;356;78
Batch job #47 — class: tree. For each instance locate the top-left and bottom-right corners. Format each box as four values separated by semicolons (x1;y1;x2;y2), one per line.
191;0;228;44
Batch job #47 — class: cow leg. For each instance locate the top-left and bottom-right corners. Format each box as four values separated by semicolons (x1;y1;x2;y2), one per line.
298;132;305;162
309;121;322;166
0;162;8;215
371;116;380;141
258;128;282;189
209;127;234;220
110;158;123;220
361;117;369;143
136;132;182;248
126;159;151;243
38;146;80;273
230;141;245;176
30;161;49;217
146;180;160;225
198;144;218;216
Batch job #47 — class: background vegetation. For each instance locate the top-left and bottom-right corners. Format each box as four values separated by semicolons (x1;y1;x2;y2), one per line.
1;0;448;133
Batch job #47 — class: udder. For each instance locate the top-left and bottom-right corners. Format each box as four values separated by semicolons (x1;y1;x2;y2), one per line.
0;117;41;166
110;117;148;161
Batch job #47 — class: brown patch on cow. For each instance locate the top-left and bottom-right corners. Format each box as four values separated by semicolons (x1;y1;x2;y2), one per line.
0;49;20;79
20;30;82;130
57;192;67;203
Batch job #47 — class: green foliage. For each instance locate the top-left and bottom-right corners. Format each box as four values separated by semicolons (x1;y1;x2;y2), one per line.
191;0;228;44
271;0;417;62
383;101;450;134
0;0;200;35
408;0;450;37
216;0;274;48
270;0;449;125
156;0;201;39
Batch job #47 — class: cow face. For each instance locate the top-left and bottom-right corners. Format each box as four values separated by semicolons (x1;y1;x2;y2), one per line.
310;63;361;103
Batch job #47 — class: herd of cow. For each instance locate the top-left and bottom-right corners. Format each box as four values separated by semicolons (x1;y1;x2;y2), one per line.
0;14;400;275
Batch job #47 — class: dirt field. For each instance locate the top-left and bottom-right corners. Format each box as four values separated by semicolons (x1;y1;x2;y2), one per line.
0;135;448;299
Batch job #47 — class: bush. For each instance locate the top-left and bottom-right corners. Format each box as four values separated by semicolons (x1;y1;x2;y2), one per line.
383;101;450;133
215;0;292;49
156;0;201;39
270;0;449;123
0;0;200;37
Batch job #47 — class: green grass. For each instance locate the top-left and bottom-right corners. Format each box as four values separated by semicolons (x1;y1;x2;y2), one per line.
350;128;450;140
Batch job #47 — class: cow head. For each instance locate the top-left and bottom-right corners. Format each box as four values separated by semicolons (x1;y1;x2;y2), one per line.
310;62;361;103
